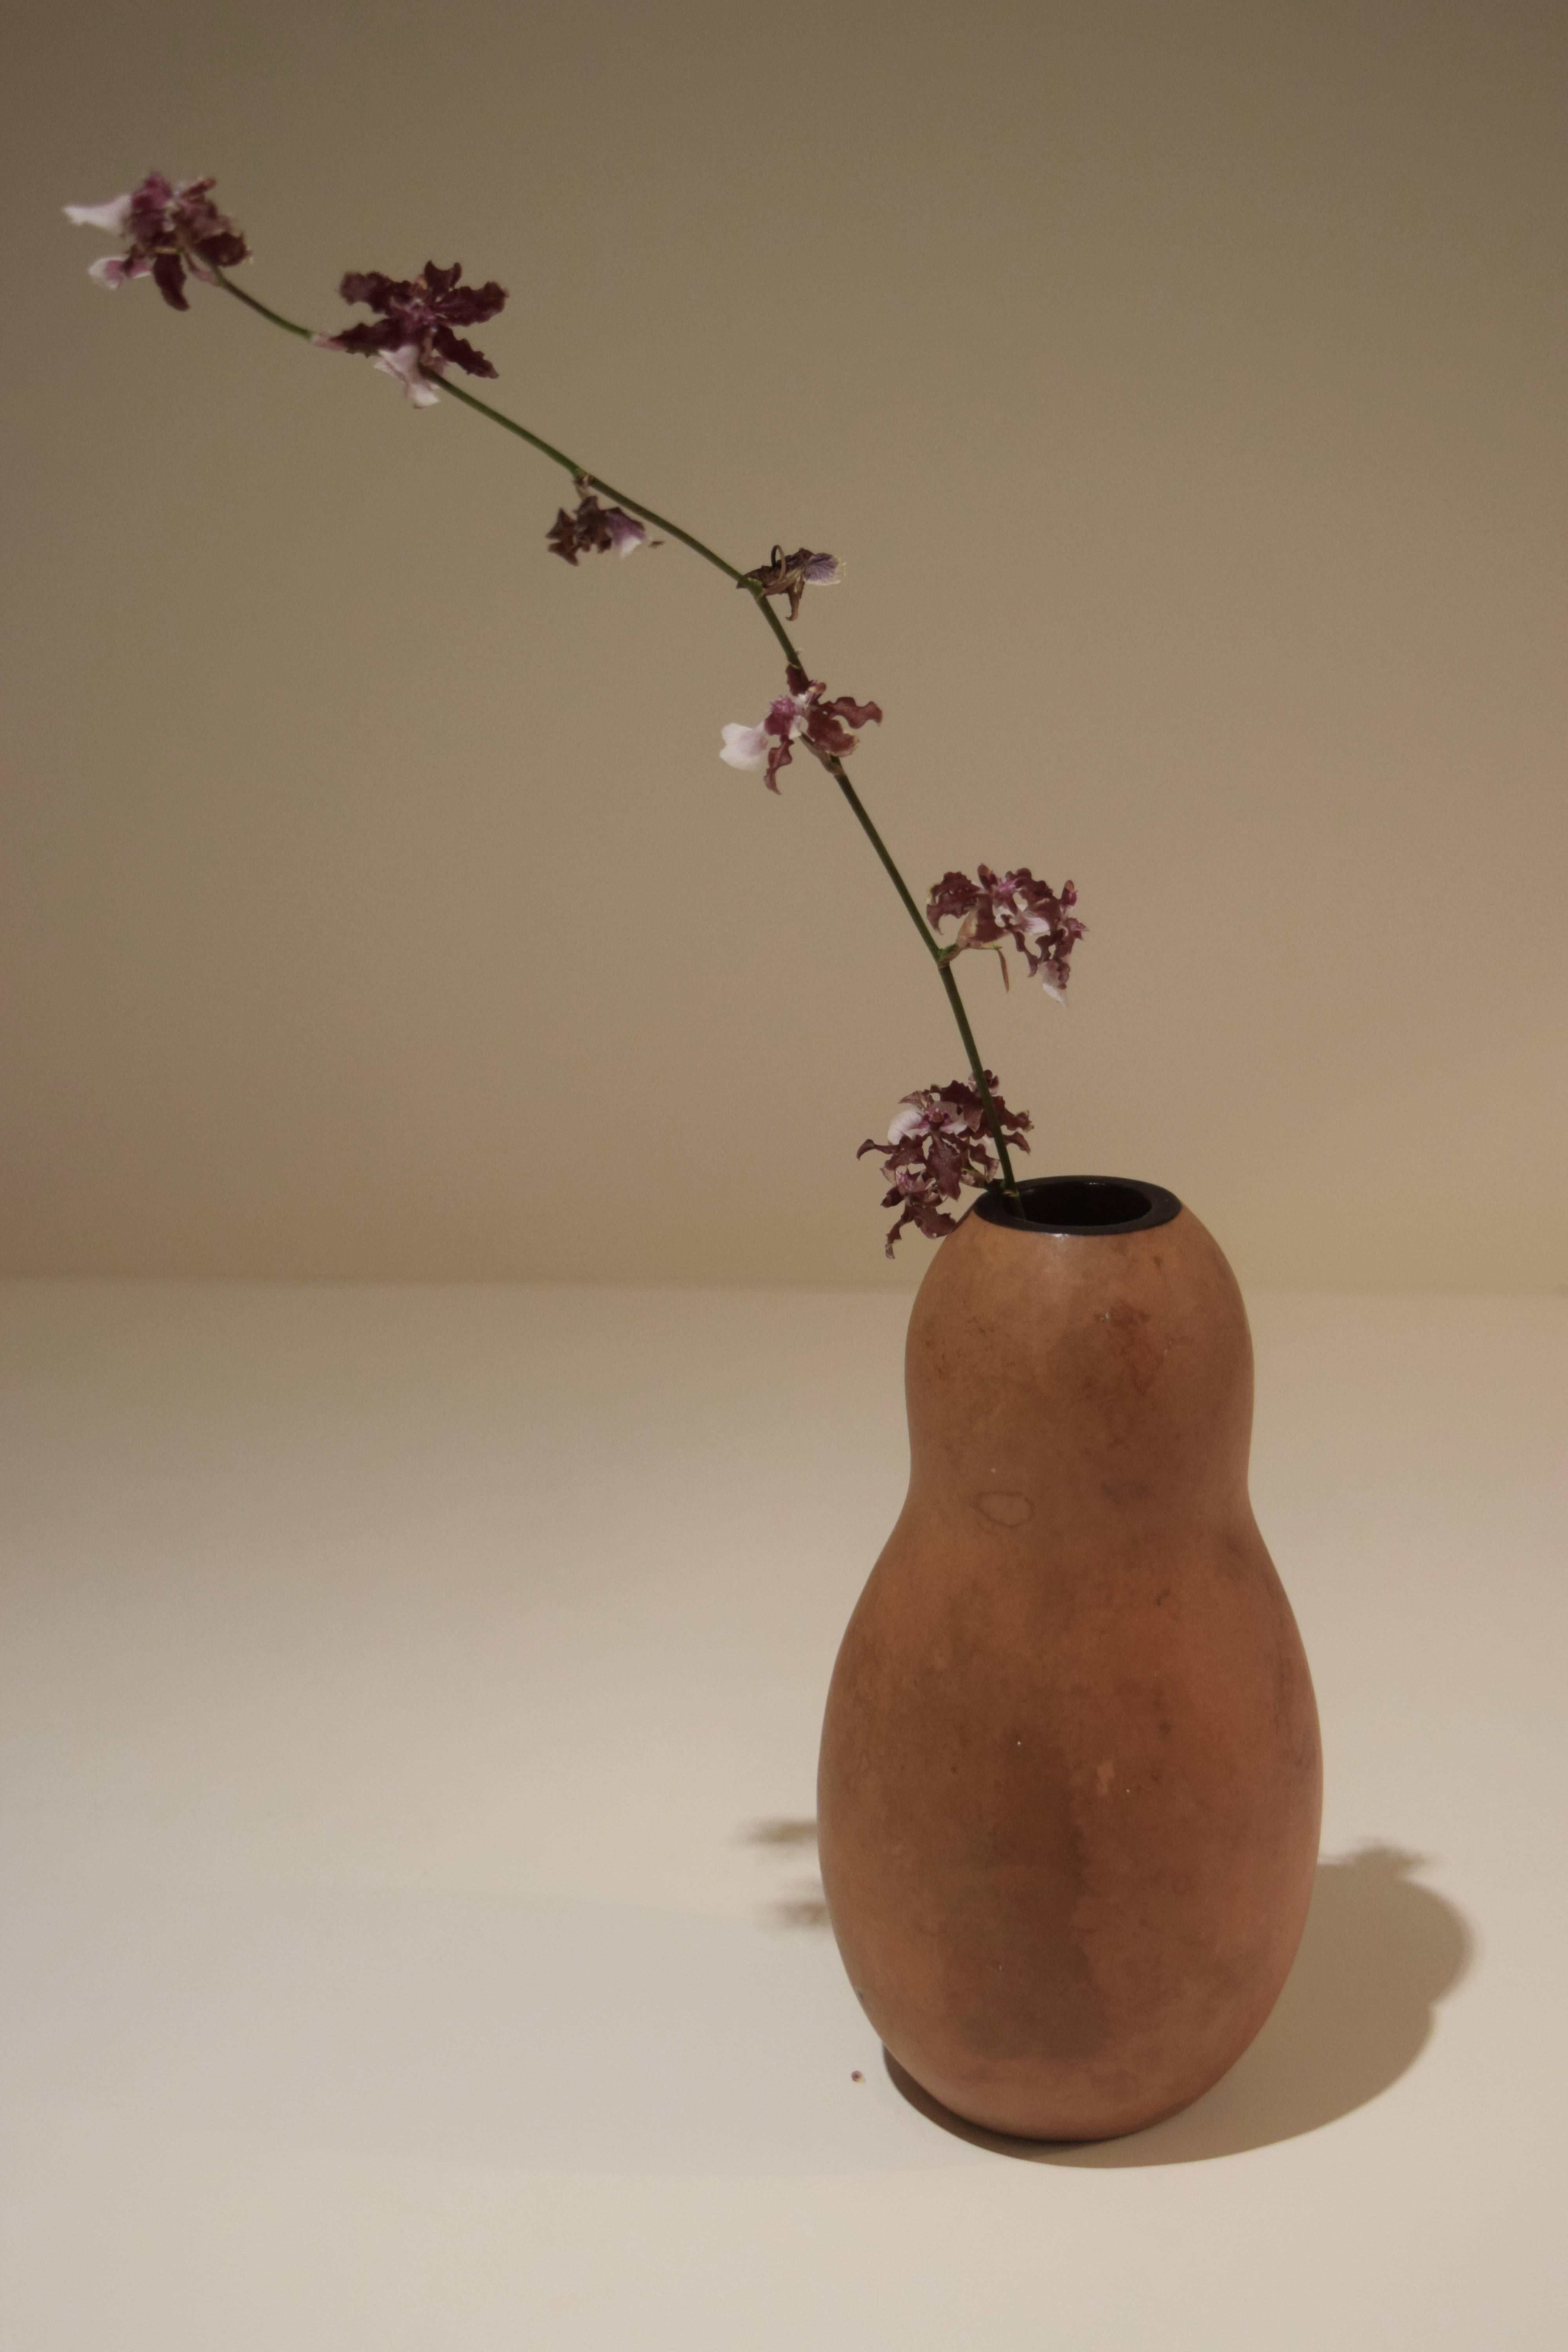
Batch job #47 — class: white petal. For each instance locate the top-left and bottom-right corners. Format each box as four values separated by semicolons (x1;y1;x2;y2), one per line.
802;554;845;585
1040;976;1065;1004
886;1103;926;1144
64;194;132;234
373;343;441;405
719;722;769;770
86;254;129;289
606;511;648;557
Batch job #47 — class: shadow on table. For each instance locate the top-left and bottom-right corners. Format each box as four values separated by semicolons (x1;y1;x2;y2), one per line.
11;1840;1468;2175
885;1844;1472;2164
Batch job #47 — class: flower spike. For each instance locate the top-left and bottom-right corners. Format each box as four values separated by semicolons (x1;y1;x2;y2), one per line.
720;663;882;792
64;173;249;309
858;1076;1032;1256
65;179;1068;1262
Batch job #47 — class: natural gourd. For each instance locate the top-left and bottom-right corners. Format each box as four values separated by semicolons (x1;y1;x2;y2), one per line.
818;1181;1321;2141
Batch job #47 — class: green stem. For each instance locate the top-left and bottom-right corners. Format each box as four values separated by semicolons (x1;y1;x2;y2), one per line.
210;267;1023;1209
209;273;315;343
813;751;1020;1198
936;967;1021;1197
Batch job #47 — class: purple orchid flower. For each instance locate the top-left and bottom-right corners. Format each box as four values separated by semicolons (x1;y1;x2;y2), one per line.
720;663;882;792
314;261;508;405
547;490;650;563
927;865;1085;1000
738;546;845;622
64;173;250;309
857;1076;1033;1256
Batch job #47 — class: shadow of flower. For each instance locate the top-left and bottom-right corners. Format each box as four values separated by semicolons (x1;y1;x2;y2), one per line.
884;1845;1473;2163
744;1817;833;1929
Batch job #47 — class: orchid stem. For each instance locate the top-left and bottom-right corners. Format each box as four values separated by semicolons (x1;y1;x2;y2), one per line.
211;267;1024;1211
209;274;315;343
813;751;1021;1201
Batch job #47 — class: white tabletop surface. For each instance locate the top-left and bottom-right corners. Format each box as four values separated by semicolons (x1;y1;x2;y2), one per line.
2;1279;1564;2349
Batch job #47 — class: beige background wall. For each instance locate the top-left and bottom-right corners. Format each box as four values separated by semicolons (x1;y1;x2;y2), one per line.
2;0;1563;1289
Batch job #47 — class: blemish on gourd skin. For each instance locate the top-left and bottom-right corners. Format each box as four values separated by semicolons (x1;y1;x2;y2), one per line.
1098;1301;1168;1396
976;1489;1033;1526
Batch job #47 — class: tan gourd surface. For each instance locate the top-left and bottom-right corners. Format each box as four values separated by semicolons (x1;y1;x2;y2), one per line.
817;1200;1322;2141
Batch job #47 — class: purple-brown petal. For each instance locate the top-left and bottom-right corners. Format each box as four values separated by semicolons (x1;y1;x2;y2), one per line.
429;323;497;377
441;278;508;325
339;270;400;310
824;693;882;730
150;250;189;310
328;319;398;356
546;509;582;564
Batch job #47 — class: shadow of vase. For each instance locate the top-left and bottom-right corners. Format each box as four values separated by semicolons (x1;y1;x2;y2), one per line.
885;1844;1473;2164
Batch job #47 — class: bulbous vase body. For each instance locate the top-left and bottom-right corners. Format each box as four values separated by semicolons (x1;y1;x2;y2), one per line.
817;1178;1321;2141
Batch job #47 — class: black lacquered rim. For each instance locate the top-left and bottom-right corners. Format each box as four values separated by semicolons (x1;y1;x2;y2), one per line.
974;1174;1182;1236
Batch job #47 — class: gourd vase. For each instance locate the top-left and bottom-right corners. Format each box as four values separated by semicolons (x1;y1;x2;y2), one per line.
817;1175;1321;2141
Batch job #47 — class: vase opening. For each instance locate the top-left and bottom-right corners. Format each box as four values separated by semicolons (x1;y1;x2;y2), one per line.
975;1175;1182;1236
